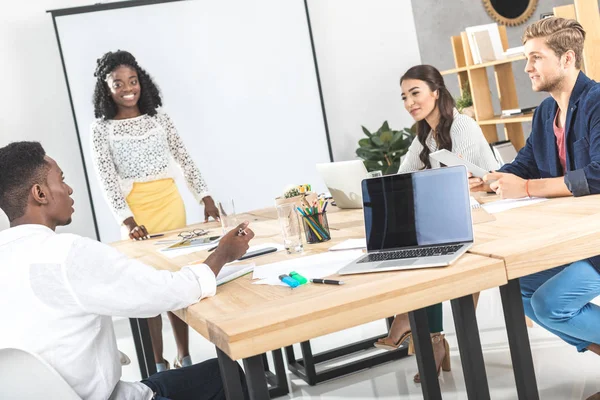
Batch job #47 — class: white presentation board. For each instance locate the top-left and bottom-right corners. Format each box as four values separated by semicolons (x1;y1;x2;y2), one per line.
55;0;331;242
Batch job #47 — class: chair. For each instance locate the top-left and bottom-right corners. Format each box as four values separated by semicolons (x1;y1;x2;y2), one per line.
0;348;81;399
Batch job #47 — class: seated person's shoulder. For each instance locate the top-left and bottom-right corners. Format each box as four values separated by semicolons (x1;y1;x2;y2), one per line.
450;112;480;135
582;82;600;110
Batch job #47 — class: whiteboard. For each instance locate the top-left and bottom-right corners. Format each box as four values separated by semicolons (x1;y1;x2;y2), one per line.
55;0;331;243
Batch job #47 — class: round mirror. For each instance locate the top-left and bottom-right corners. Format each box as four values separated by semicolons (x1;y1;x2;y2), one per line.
482;0;538;26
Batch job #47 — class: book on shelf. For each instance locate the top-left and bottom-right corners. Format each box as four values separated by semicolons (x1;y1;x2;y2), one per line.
465;23;505;64
503;46;525;58
501;106;536;117
472;30;496;63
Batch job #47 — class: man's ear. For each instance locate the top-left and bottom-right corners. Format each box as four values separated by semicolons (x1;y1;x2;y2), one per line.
31;184;49;205
563;50;576;68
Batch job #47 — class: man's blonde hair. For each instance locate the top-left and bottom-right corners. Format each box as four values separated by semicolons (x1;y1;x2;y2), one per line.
522;17;586;69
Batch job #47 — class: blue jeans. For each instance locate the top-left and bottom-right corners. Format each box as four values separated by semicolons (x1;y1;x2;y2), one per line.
520;260;600;352
141;358;248;400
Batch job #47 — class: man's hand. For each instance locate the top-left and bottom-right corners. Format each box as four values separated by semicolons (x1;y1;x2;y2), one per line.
204;221;255;276
123;217;149;240
203;196;221;222
485;172;527;199
468;172;492;193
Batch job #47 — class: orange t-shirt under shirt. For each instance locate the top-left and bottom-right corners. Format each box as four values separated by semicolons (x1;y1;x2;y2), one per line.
554;109;567;173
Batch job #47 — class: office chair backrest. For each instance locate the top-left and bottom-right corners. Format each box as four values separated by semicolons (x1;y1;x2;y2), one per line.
0;348;81;400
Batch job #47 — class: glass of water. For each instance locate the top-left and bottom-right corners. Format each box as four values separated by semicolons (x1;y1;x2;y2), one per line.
218;199;238;235
276;203;304;254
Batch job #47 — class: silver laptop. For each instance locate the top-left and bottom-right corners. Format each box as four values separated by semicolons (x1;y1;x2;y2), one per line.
338;166;473;275
316;160;368;209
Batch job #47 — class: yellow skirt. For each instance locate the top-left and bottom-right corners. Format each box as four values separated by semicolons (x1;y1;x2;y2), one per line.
126;178;187;235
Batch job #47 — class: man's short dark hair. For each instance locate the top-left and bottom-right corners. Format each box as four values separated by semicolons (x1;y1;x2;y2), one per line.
0;141;49;221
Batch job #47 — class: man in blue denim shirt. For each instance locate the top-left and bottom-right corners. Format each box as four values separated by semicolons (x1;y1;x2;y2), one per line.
471;17;600;366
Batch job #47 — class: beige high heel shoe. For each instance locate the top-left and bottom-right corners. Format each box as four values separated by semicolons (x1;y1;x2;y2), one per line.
412;333;451;383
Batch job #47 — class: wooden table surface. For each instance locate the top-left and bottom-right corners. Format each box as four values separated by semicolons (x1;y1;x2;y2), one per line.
470;194;600;279
112;206;506;360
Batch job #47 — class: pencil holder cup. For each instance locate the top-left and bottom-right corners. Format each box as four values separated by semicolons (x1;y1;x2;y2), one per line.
300;211;331;244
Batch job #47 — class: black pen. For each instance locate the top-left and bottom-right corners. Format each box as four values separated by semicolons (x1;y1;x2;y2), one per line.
311;279;344;285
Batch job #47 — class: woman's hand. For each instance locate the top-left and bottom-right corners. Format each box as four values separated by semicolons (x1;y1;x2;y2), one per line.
123;217;149;240
203;196;221;222
468;172;491;193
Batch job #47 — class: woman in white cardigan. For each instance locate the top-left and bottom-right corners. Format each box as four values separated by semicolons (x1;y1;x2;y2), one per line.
374;65;499;383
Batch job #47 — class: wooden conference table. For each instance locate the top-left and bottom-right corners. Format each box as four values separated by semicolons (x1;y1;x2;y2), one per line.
112;194;600;400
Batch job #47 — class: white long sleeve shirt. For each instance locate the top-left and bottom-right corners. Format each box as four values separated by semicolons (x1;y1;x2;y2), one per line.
398;110;499;173
91;112;210;223
0;224;217;400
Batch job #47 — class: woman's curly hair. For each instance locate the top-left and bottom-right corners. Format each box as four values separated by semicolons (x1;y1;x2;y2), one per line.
93;50;162;119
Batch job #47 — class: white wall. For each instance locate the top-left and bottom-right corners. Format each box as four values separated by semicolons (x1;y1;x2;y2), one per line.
0;0;422;237
0;0;98;238
307;0;422;162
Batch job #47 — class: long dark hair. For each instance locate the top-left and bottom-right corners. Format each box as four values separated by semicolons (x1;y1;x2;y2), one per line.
93;50;162;119
400;65;455;169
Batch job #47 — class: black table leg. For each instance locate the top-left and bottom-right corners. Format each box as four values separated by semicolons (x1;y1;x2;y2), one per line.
451;295;490;400
216;347;246;400
409;308;442;400
263;349;289;398
243;354;270;400
129;318;156;379
500;279;539;400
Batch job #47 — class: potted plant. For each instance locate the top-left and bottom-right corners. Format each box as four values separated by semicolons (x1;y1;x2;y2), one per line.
356;121;416;175
456;81;474;118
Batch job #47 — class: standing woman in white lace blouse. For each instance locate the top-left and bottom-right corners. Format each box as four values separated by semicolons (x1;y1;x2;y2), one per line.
91;50;220;372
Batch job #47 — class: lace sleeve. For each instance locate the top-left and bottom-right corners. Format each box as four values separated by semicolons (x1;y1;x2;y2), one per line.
158;113;210;203
90;121;133;224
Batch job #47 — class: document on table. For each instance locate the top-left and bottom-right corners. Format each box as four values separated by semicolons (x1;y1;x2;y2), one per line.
482;197;548;214
329;238;366;251
216;263;255;286
252;250;364;286
160;242;284;259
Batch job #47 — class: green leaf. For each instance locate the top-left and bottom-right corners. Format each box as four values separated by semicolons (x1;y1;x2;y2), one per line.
358;138;371;148
384;162;400;175
371;136;384;147
380;130;394;143
356;148;383;161
363;160;384;172
380;121;390;133
361;126;372;138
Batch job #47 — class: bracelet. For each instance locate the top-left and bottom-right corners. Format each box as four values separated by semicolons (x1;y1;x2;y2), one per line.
525;179;531;198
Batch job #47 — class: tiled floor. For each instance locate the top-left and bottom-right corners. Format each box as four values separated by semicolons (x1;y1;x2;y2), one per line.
117;288;600;399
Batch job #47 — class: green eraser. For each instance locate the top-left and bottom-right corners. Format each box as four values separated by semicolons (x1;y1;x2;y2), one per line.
289;271;308;285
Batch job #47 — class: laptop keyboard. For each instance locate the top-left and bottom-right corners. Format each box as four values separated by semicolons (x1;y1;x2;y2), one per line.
357;244;463;263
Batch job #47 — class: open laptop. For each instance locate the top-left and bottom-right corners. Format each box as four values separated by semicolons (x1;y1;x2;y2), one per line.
316;160;368;209
338;166;473;275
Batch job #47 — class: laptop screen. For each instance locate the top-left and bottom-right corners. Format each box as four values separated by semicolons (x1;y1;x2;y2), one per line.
362;166;473;251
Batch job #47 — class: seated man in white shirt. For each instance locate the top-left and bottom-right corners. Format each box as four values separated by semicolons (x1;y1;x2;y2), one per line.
0;141;252;400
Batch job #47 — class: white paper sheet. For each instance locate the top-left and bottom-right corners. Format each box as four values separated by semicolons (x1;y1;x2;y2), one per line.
328;238;367;251
252;250;364;286
160;242;284;260
482;197;548;214
216;263;255;286
469;196;481;209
